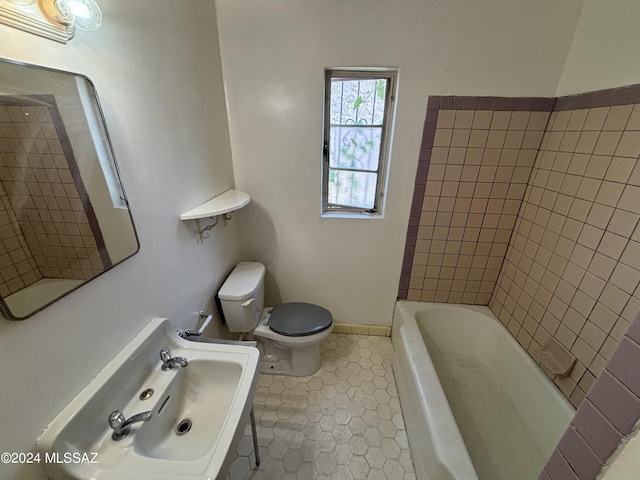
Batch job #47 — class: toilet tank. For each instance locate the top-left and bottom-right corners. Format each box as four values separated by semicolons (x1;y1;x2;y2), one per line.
218;262;266;332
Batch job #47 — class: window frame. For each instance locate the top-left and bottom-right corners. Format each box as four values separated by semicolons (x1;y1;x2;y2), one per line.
322;68;397;216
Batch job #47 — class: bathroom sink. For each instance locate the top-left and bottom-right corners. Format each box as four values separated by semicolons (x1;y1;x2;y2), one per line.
36;318;259;480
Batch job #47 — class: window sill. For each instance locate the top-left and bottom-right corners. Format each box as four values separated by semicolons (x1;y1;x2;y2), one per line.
321;211;384;219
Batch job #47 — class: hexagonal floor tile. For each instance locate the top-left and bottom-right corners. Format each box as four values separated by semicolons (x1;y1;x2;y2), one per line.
227;332;414;480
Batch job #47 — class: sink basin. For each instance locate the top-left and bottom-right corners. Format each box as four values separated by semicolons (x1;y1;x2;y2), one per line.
36;318;259;480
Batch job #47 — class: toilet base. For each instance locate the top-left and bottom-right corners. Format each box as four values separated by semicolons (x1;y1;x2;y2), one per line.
257;340;322;376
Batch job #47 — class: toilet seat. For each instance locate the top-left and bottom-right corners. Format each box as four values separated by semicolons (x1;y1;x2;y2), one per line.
268;302;333;337
252;305;333;347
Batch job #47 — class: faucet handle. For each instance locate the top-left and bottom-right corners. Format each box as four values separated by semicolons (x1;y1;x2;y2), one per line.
160;347;171;364
108;410;125;429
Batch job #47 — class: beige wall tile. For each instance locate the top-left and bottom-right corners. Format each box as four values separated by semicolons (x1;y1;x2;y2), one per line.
614;131;640;157
448;147;467;164
509;111;531;130
433;128;453;147
626;105;640;130
618;184;640;212
486;130;507;148
559;131;580;152
583;107;609;131
605;156;636;183
575;131;599;154
451;129;471;147
490;111;511;130
468;130;489;148
621;240;640;269
504;130;525;149
528;112;551;131
603;105;633;131
567;109;588;131
437;110;456;128
585;155;611;179
595;181;624;207
430;147;449;164
454;110;474;129
472;110;493;129
593;131;622;156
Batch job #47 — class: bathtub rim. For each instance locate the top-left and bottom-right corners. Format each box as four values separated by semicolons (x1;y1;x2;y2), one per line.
394;313;478;480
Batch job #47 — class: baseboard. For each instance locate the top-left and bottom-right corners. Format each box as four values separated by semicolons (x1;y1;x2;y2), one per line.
332;323;391;337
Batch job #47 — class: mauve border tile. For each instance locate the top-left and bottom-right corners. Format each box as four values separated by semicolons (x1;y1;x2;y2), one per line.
425;109;439;123
571;399;623;462
557;426;603;480
606;337;640;398
465;97;480;110
440;96;455;109
504;98;520;110
624;311;640;345
452;96;466;110
427;97;441;109
588;370;640;436
545;449;579;480
554;84;640;111
492;97;507;110
478;97;494;110
518;98;533;111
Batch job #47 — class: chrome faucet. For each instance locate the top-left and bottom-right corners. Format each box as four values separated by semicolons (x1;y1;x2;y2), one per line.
108;410;152;440
159;347;188;370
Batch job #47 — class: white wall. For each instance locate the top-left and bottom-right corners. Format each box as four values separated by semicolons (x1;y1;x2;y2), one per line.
0;2;238;479
557;0;640;96
600;428;640;480
215;0;585;326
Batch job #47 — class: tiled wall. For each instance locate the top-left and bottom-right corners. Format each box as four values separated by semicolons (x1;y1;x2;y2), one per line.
400;86;640;480
490;93;640;408
0;183;41;294
0;98;110;297
398;96;554;303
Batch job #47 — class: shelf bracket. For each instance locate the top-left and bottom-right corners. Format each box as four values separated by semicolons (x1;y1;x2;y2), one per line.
195;217;218;242
194;213;234;242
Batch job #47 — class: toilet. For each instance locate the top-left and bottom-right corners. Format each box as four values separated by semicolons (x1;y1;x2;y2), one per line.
218;262;333;376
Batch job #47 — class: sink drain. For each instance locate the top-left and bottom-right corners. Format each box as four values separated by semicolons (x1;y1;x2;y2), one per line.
176;418;192;436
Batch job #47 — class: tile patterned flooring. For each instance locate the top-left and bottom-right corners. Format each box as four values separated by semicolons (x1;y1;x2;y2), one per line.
227;332;416;480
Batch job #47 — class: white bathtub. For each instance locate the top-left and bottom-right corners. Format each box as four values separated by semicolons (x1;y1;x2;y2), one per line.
392;301;574;480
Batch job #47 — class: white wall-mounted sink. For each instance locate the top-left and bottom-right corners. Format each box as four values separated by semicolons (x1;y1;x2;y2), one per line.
36;318;259;480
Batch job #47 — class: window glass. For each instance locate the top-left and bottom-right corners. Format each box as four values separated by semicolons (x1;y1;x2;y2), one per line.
323;70;396;215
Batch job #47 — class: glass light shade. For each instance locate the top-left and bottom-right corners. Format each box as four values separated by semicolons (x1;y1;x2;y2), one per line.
56;0;101;31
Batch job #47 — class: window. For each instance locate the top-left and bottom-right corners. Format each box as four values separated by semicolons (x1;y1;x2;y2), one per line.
322;69;396;215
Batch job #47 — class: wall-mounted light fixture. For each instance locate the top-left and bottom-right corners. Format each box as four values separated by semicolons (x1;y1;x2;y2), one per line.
0;0;102;44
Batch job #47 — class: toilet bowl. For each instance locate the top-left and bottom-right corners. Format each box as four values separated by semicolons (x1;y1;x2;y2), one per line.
218;262;333;376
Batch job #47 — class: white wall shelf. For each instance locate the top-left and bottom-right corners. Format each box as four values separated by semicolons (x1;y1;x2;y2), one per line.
180;189;250;220
180;189;250;241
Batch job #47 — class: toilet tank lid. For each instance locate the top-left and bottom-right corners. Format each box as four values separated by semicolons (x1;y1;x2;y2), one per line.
218;262;266;301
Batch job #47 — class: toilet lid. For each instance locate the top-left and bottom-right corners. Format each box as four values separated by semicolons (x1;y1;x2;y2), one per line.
268;302;333;337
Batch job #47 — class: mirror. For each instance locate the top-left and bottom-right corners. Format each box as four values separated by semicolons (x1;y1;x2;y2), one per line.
0;58;139;320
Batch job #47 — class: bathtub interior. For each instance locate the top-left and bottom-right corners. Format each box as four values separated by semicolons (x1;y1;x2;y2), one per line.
413;304;573;458
392;301;574;480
